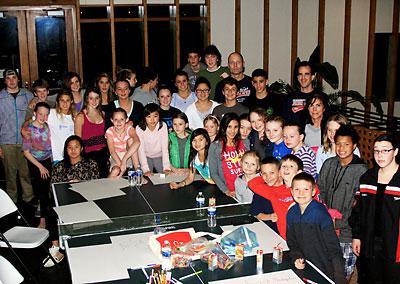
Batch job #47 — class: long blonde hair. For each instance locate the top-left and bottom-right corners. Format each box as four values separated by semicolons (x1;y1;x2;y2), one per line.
322;113;349;153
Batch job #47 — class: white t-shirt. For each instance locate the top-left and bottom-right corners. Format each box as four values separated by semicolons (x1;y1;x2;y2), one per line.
47;109;74;161
185;100;219;130
171;92;197;112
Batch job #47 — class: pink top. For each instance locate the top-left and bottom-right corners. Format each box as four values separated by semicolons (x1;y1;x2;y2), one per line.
136;122;170;173
81;114;106;153
105;126;132;153
221;141;246;192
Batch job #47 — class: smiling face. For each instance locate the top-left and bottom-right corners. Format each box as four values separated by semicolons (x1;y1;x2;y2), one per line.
239;119;252;140
192;134;208;152
222;84;238;103
265;120;284;144
249;112;265;134
86;91;100;109
145;111;160;130
335;135;356;165
195;83;211;101
297;66;314;92
34;87;49;102
58;94;72;114
158;89;172;108
225;120;239;142
98;76;111;95
260;163;281;186
241;155;259;176
173;117;188;135
374;141;398;169
69;76;81;93
115;81;130;100
252;76;268;94
204;120;218;138
111;111;128;131
291;179;315;209
205;54;218;70
308;98;325;122
34;106;49;124
280;160;301;186
283;126;303;151
175;75;189;92
327;121;341;143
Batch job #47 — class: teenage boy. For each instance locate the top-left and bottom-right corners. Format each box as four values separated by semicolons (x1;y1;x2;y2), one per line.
287;172;346;284
182;48;206;91
245;68;282;114
131;67;158;106
318;124;368;280
25;79;56;121
212;77;248;120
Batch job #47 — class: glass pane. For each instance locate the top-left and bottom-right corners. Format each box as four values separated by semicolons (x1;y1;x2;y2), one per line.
179;4;204;17
180;19;206;67
81;23;112;85
0;16;20;88
147;5;174;17
114;6;142;18
35;16;68;91
115;22;144;71
148;20;176;83
80;7;109;19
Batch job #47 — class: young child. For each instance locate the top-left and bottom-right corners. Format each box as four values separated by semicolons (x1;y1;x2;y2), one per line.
157;85;181;132
22;102;52;229
287;172;346;284
169;112;191;173
203;114;219;142
283;122;317;178
106;108;141;174
170;128;214;189
235;151;260;203
318;125;367;279
136;103;171;175
280;154;303;187
248;107;273;159
265;116;291;160
239;113;252;140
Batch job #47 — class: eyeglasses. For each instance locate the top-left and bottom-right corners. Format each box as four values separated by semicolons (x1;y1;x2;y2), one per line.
373;149;394;155
196;89;210;94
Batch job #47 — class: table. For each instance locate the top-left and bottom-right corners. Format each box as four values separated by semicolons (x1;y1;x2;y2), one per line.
52;179;334;284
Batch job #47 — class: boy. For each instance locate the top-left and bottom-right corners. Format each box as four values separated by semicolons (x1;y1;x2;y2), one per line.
287;172;346;284
26;79;56;121
280;154;303;187
182;48;206;91
318;125;367;279
245;68;282;114
131;67;158;106
265;116;291;160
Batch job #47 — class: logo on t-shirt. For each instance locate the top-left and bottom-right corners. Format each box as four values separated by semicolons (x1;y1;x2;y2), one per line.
291;98;306;113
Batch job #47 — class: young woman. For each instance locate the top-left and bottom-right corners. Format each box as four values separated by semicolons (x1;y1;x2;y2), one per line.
209;112;249;197
74;87;109;178
157;85;181;131
171;70;197;112
169;128;214;189
351;134;400;283
64;72;85;112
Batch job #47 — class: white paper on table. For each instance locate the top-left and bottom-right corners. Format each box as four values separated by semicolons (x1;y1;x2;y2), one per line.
110;232;160;269
148;173;203;185
221;221;288;254
70;178;127;200
209;269;304;284
54;201;110;224
68;243;130;284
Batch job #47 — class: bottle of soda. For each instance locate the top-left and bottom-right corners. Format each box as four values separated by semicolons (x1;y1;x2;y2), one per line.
127;167;135;187
207;207;217;228
195;192;205;216
136;166;143;187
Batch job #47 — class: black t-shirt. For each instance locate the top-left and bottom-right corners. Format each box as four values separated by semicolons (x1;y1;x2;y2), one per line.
159;106;181;131
244;91;283;116
214;75;255;104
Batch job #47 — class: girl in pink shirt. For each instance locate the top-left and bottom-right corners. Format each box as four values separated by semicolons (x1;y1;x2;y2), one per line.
105;108;140;175
136;103;171;176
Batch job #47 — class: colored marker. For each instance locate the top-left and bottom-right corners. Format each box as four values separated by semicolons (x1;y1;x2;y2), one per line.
303;277;318;284
179;270;203;280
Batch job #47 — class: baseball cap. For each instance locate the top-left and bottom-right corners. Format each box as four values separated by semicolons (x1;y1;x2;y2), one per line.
3;69;18;78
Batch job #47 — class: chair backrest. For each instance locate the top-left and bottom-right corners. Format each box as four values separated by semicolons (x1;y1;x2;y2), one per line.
354;126;385;168
0;255;24;284
0;189;18;218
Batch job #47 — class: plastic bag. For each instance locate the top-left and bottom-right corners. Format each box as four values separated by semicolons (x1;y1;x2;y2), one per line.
220;226;259;256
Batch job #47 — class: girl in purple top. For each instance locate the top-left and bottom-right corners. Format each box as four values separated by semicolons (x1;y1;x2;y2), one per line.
22;102;52;228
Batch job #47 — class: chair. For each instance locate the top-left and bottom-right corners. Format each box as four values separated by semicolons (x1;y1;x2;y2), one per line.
0;255;24;284
0;189;58;283
354;125;385;168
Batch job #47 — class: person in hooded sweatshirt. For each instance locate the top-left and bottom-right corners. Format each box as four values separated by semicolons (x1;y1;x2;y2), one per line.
318;124;368;281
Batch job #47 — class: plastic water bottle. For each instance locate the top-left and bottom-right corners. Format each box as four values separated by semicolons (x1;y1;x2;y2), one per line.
153;214;166;235
127;167;135;187
136;166;143;187
196;192;205;216
207;207;217;228
161;240;172;270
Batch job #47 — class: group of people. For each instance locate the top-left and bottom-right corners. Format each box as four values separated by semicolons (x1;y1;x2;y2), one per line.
0;44;398;283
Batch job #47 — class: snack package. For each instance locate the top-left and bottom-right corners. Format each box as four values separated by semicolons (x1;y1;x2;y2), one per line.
220;226;259;256
174;237;209;255
171;253;192;268
200;242;235;270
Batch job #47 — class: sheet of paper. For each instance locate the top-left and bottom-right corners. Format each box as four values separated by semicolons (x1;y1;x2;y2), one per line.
221;221;288;254
209;269;304;284
148;173;203;185
54;201;110;224
70;178;127;200
110;232;160;269
68;243;130;284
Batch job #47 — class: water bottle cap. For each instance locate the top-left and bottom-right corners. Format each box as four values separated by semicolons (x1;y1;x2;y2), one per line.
208;207;216;213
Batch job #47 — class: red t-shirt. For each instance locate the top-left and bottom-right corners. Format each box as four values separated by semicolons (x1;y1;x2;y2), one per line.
221;141;246;192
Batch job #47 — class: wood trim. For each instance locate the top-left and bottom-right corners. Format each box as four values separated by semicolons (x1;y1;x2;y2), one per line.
76;0;83;80
206;0;210;45
387;0;399;117
26;10;39;85
12;11;30;87
235;0;241;52
318;0;325;62
110;0;116;80
175;0;180;69
114;18;144;22
341;0;351;106
80;19;111;23
0;0;75;6
263;0;269;71
65;8;76;73
365;0;376;117
144;0;149;66
291;0;298;85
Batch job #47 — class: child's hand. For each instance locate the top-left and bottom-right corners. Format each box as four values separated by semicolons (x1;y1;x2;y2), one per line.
169;182;179;189
163;169;172;175
38;165;50;179
269;213;278;222
226;191;236;198
144;171;152;177
294;258;305;269
352;239;361;256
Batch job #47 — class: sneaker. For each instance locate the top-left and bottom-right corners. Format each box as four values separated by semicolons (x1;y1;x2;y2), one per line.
43;246;64;268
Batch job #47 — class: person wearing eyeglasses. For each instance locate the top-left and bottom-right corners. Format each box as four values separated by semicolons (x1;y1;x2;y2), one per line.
185;77;219;130
351;134;400;283
318;125;368;280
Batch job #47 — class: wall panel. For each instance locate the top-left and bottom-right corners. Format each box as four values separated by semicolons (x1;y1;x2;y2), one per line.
297;0;319;61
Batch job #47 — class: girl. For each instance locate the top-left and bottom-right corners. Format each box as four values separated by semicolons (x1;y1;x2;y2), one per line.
22;102;52;229
283;122;317;179
171;70;197;112
136;103;171;176
157;85;181;131
351;134;400;283
265;116;291;160
185;77;219;130
169;112;191;173
96;72;114;107
106;108;140;174
209;112;249;197
74;87;109;178
203;114;219;142
239;113;252;140
169;128;214;189
248;107;273;159
235;150;260;203
64;72;85;112
315;113;360;173
304;93;329;153
47;92;75;163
